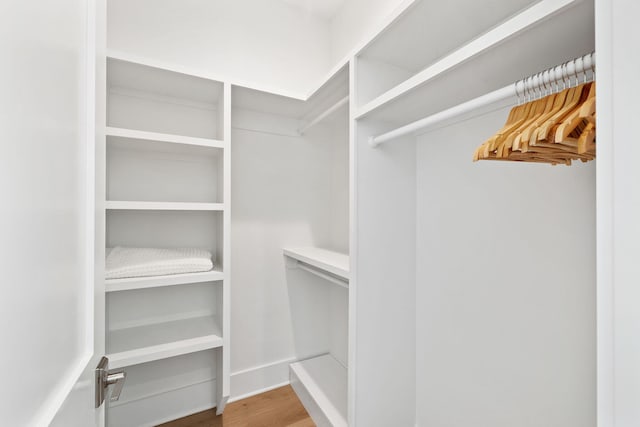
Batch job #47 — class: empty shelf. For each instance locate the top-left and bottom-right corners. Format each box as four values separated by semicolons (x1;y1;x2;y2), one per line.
105;270;224;292
106;127;225;149
283;247;349;281
106;201;224;211
290;354;348;427
107;315;223;369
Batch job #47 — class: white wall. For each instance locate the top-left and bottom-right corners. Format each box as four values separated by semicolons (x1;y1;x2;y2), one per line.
107;0;333;96
330;0;410;64
415;108;596;427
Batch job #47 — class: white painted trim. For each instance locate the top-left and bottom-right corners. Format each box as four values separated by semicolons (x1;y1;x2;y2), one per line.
229;356;298;401
39;0;100;424
107;378;218;427
347;56;358;427
595;0;613;424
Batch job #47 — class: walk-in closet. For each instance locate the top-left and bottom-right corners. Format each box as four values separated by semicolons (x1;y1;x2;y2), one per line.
6;0;640;427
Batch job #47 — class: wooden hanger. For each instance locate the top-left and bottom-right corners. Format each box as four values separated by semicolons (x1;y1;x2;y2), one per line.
535;77;586;143
475;56;596;166
554;82;593;143
526;87;570;148
494;96;543;157
481;78;536;157
579;81;596;117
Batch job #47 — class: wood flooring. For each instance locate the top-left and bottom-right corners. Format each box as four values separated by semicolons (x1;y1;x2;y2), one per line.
157;385;315;427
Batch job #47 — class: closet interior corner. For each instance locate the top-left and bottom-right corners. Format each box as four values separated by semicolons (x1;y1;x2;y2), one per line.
231;62;351;427
97;0;601;425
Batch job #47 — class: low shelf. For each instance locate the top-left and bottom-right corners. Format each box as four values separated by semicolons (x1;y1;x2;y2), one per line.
290;354;348;427
107;315;223;369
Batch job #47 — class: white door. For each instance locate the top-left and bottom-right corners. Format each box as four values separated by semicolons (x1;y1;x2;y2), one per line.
0;0;106;426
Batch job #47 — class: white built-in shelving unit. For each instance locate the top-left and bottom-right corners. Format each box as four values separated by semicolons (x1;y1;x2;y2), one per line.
105;55;231;427
352;0;596;426
284;247;349;426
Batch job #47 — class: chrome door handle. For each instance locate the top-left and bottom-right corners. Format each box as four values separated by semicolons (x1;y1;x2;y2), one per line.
106;369;126;402
95;356;127;408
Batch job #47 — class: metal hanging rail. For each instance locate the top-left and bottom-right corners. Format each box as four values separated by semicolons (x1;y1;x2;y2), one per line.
369;52;595;147
298;95;350;135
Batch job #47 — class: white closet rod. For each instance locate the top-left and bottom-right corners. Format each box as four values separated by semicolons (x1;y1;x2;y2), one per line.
298;95;349;135
297;262;349;289
369;52;595;147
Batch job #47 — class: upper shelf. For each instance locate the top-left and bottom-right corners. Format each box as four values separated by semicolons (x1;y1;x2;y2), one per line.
283;247;349;281
107;57;226;140
355;0;594;127
108;56;223;107
232;64;349;134
106;127;225;150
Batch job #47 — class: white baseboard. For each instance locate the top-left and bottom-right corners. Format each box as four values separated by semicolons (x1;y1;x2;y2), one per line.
229;356;297;402
107;379;217;427
106;356;300;427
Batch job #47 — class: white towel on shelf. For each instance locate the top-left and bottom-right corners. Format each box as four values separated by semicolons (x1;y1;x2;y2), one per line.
105;246;214;280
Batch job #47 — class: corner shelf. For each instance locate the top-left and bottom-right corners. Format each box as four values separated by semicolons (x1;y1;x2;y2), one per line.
106;201;224;211
290;354;348;427
106;126;225;150
107;315;223;369
105;270;224;293
283;247;349;281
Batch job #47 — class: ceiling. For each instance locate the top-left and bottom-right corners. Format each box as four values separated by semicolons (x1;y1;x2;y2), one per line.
280;0;347;19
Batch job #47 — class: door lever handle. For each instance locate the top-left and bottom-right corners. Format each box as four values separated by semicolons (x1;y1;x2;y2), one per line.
95;357;127;408
106;369;126;402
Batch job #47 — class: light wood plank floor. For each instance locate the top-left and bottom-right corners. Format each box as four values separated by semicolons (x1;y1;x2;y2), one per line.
157;385;315;427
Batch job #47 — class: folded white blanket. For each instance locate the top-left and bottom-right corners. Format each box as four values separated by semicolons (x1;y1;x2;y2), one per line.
105;246;214;280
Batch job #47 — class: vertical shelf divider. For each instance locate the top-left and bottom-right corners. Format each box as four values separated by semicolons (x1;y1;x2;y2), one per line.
216;81;232;414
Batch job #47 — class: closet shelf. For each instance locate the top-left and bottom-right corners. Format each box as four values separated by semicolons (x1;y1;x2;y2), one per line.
106;127;225;149
106;201;224;211
290;354;348;427
355;0;585;122
105;270;224;293
283;247;349;281
107;315;223;369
